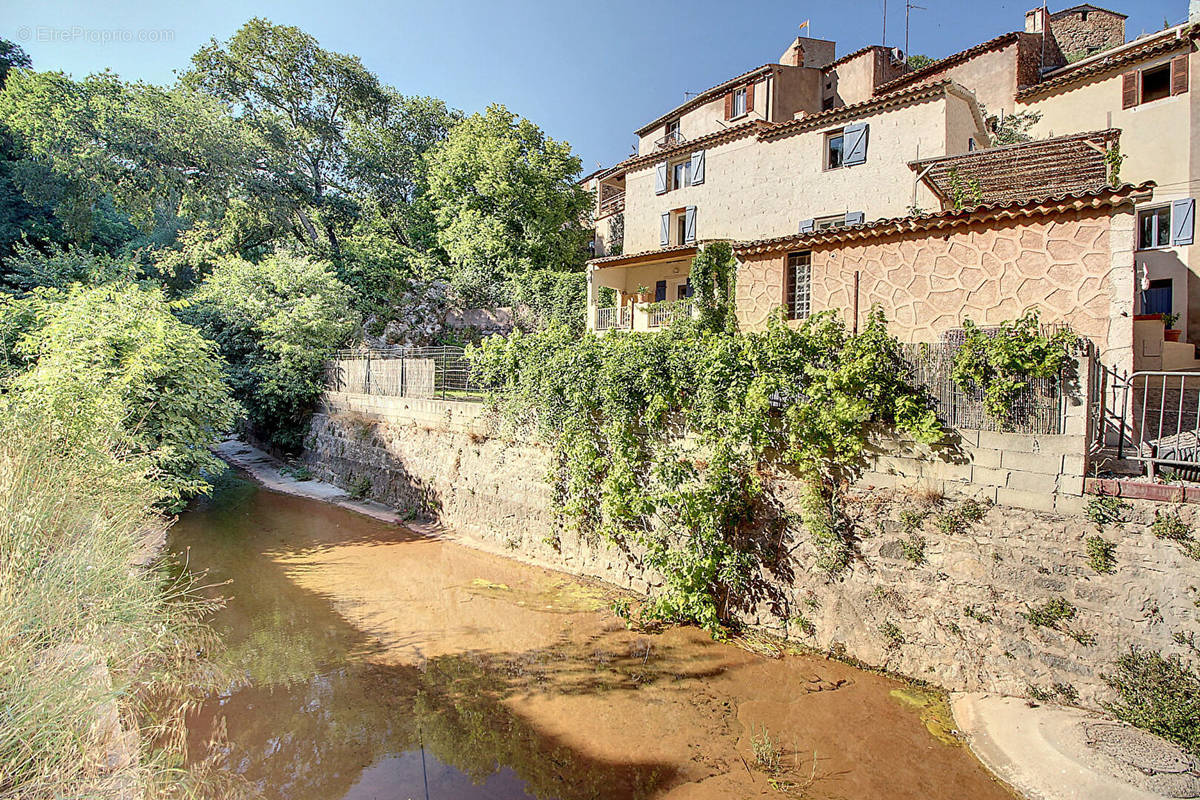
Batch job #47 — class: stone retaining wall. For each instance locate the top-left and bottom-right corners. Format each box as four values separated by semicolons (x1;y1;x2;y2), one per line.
303;392;1200;708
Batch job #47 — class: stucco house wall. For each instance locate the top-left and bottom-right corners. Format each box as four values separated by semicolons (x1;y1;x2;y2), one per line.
621;90;980;254
735;204;1137;373
1018;42;1198;340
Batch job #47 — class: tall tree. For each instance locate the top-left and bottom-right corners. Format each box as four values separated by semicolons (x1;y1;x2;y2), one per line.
0;38;31;89
185;18;388;261
424;104;592;305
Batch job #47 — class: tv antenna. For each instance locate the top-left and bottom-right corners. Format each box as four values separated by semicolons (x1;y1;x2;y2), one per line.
905;1;926;67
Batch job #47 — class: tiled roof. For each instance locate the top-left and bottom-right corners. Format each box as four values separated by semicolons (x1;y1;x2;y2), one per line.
873;32;1023;97
588;244;699;268
634;64;776;136
910;129;1120;204
614;120;769;173
732;183;1154;256
1016;25;1198;100
1051;4;1127;20
824;44;891;71
758;80;958;142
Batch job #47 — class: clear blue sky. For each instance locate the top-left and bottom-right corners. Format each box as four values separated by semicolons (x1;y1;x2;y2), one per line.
2;0;1188;170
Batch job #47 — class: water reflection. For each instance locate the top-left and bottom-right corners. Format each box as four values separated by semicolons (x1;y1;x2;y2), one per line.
175;474;671;800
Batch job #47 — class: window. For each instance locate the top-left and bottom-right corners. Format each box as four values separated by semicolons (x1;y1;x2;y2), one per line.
732;87;747;118
672;159;691;190
666;119;680;137
1139;206;1172;250
676;214;688;245
1142;278;1173;316
1141;64;1172;104
785;251;811;320
826;131;845;169
814;214;843;230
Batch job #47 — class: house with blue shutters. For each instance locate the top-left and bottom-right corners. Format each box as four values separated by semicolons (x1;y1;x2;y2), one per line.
585;34;988;332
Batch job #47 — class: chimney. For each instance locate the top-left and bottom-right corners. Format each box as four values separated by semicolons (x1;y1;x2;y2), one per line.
782;38;806;67
1024;6;1049;34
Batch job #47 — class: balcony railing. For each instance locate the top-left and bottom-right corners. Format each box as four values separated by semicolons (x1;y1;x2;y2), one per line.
653;130;687;150
646;300;694;328
596;305;632;331
598;190;625;218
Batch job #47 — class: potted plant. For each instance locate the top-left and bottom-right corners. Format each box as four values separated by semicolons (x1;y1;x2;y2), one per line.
1163;312;1182;342
635;284;652;303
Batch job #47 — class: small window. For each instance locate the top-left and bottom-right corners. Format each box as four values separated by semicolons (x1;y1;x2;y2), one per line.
676;214;687;245
785;251;812;320
814;214;843;230
672;160;691;190
1138;206;1172;250
826;131;845;169
732;87;747;117
1141;64;1172;104
666;119;680;137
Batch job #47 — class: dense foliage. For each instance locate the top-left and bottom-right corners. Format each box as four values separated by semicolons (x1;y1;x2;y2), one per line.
1103;647;1200;756
190;253;357;452
470;268;941;630
2;281;236;508
951;311;1077;428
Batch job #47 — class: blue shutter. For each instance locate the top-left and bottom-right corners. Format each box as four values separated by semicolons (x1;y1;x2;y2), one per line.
655;280;667;302
798;218;815;233
1173;198;1195;246
844;210;865;226
660;213;670;246
684;206;697;244
655;161;668;195
843;123;868;166
690;150;706;185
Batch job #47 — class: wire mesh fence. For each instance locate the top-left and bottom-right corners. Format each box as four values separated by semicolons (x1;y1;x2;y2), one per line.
325;346;485;401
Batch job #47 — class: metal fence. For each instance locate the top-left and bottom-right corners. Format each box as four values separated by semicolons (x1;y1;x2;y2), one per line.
325;345;484;401
323;337;1083;435
898;341;1078;435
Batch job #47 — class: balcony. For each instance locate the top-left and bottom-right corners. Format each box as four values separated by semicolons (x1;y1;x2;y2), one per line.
654;130;687;150
598;189;625;219
594;301;696;333
596;305;632;331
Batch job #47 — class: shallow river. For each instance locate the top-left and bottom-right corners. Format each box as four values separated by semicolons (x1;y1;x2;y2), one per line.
174;474;1014;800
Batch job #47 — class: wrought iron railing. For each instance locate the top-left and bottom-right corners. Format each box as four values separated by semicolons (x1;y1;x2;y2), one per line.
653;130;687;150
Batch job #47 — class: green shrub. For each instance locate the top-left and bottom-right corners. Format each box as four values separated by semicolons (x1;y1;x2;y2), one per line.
1023;596;1077;630
898;509;927;533
879;621;905;648
1085;534;1117;574
1151;510;1192;543
900;535;927;566
1085;494;1129;530
1103;647;1200;756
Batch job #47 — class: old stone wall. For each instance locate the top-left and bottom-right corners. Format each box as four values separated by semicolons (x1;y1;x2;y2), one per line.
304;392;1200;709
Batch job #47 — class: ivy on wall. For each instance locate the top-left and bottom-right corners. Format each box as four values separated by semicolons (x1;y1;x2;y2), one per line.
470;245;941;631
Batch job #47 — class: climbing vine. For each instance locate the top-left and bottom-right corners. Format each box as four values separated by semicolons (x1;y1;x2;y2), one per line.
951;311;1077;429
469;275;941;632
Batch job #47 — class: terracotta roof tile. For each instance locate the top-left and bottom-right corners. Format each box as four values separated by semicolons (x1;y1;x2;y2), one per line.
732;183;1155;256
588;244;699;268
873;32;1022;97
1016;25;1197;100
910;130;1120;204
614;120;768;173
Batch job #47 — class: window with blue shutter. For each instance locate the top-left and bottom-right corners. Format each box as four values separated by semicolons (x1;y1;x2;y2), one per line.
843;123;868;166
655;280;667;302
684;206;697;244
655;161;668;195
798;218;815;233
844;210;865;226
1173;198;1195;246
690;150;705;185
660;213;670;247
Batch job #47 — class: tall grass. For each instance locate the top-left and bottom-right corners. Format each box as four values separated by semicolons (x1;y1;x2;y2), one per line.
0;413;227;799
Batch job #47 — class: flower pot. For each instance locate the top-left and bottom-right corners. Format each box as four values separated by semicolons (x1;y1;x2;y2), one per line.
1166;329;1182;342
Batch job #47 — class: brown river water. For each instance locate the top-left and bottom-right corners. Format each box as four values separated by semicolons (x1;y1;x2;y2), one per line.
173;473;1015;800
